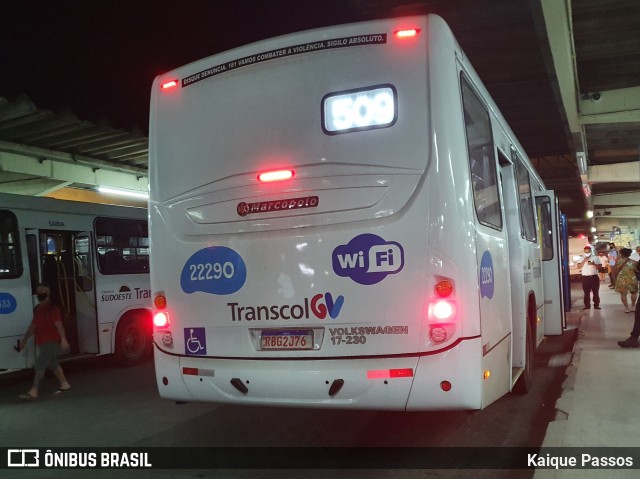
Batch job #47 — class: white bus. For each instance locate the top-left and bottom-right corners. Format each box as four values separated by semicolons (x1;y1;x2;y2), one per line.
149;15;566;410
0;193;152;372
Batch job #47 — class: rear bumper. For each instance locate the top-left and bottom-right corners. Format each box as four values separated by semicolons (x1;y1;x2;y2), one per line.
153;337;483;411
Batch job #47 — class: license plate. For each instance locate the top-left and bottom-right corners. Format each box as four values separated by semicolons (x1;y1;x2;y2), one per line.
260;330;313;351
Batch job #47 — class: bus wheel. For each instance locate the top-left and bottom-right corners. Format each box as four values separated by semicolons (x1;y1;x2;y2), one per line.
115;316;151;366
513;319;534;394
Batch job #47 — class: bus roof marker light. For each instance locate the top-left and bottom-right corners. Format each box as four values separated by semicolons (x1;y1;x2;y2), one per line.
161;80;178;90
394;28;420;39
257;169;294;183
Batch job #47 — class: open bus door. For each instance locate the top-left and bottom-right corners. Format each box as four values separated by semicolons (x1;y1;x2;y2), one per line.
27;230;99;356
73;233;99;354
559;213;571;312
535;190;566;334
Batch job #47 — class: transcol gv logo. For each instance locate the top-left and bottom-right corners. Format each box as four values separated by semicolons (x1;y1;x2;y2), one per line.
227;292;344;321
332;234;404;285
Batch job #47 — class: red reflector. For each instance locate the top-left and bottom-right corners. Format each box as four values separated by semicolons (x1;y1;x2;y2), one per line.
390;368;414;378
257;169;294;182
182;367;198;376
367;368;414;379
394;28;420;39
161;80;178;90
440;380;452;392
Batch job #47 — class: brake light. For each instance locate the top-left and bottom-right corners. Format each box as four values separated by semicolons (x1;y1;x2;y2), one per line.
257;169;294;182
153;311;170;328
430;300;455;321
394;28;420;39
161;80;178;90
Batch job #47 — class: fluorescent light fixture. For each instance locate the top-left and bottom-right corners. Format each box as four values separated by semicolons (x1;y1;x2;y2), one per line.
98;186;149;200
576;152;587;176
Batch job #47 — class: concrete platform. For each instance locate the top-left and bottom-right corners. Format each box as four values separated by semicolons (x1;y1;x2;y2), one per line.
535;279;640;478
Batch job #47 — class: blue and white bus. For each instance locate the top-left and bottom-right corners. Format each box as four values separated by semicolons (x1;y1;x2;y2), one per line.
149;14;566;410
0;193;152;372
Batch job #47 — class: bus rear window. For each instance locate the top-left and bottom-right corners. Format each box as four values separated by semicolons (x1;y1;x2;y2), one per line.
95;217;149;275
0;210;22;279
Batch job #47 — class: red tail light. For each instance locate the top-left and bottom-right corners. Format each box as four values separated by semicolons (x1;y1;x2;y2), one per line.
435;280;454;298
427;279;456;344
153;293;170;328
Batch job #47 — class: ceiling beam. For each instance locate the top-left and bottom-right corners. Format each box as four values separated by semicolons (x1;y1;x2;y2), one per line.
579;86;640;124
588;161;640;183
594;205;640;218
593;190;640;207
0;141;148;193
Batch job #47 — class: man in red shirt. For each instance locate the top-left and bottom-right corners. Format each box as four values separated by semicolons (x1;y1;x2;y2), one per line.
18;283;71;400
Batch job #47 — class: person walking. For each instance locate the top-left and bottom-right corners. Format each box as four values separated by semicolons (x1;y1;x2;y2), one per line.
608;243;619;288
614;248;638;313
618;261;640;348
17;283;71;400
578;245;601;310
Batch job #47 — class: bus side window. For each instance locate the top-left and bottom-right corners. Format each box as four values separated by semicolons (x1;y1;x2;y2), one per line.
0;210;22;279
461;76;502;230
104;250;123;272
95;217;148;275
514;154;538;243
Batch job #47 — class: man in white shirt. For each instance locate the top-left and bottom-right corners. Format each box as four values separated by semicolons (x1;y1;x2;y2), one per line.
579;245;601;310
630;246;640;262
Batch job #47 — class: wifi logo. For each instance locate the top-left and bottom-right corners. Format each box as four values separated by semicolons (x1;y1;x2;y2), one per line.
332;234;404;285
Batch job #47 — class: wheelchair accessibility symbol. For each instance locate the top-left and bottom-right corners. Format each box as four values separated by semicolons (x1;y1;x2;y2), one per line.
184;328;207;355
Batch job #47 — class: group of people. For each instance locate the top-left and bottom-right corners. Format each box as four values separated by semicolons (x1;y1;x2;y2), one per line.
579;242;640;348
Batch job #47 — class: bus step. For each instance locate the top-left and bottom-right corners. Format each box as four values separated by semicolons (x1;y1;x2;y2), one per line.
328;379;344;397
511;367;524;387
230;378;249;394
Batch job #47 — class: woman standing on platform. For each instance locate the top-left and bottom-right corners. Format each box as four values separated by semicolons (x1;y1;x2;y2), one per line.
598;251;608;282
614;248;638;313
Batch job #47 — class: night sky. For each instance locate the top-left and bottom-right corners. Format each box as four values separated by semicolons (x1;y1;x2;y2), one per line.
1;0;359;134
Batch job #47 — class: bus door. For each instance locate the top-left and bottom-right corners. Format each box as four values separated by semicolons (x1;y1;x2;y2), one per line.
73;233;98;353
496;150;528;379
535;190;566;334
26;230;98;355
